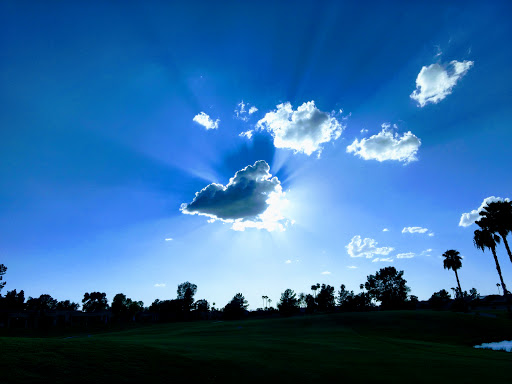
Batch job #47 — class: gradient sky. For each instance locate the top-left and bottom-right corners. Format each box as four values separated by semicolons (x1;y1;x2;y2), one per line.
1;1;511;309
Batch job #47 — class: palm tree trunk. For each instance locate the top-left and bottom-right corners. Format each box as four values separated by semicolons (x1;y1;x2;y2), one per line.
492;247;511;314
500;233;512;264
454;270;462;297
491;247;508;295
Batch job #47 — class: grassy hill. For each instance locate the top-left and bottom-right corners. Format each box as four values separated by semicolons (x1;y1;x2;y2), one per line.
1;311;511;383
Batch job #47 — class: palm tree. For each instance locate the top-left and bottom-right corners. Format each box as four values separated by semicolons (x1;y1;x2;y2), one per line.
311;284;320;298
268;298;272;308
497;283;501;295
473;228;508;296
442;250;463;297
478;201;512;264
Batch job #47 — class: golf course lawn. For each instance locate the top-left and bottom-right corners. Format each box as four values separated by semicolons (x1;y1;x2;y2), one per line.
1;311;511;383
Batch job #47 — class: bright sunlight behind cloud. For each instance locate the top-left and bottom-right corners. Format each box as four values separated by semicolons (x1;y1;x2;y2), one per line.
180;160;290;232
256;101;344;156
410;60;474;107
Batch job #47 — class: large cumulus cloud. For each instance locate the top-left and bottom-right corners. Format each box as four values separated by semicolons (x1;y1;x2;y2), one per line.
256;101;344;156
180;160;289;231
410;60;473;107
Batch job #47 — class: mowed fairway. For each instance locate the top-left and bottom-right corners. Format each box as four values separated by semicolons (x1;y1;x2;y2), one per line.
1;311;511;383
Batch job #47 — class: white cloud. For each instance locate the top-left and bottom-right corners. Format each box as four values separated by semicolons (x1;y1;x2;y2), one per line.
347;124;421;163
459;196;510;227
193;112;219;130
382;228;389;232
372;258;394;263
321;271;332;275
239;130;253;139
285;259;292;264
347;266;358;269
402;227;429;234
428;232;434;237
396;252;415;259
421;249;433;256
360;128;368;134
154;283;166;288
181;160;290;232
256;101;344;156
346;235;394;259
164;238;173;241
410;60;474;107
235;101;258;121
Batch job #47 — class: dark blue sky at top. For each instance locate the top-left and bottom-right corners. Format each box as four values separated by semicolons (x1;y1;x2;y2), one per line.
1;1;511;305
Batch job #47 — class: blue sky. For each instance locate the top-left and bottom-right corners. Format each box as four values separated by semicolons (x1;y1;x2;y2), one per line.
1;1;511;309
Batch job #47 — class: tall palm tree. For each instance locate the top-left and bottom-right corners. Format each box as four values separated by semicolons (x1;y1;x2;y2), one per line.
478;201;512;264
497;283;501;295
442;250;463;297
473;228;508;296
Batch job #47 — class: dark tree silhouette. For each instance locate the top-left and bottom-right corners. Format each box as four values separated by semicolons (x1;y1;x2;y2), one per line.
26;294;57;311
478;201;512;263
316;284;336;312
177;282;197;311
0;289;25;310
442;250;463;298
277;289;299;316
56;300;79;311
112;293;143;321
311;283;320;298
223;293;248;320
429;289;451;309
195;299;209;312
473;227;508;296
365;267;410;310
305;293;316;313
337;284;355;310
0;264;6;294
82;292;109;313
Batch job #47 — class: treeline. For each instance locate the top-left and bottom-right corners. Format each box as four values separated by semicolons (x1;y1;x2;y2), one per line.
1;261;489;332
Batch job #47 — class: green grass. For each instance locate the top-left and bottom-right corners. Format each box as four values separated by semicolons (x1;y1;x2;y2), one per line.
1;311;511;383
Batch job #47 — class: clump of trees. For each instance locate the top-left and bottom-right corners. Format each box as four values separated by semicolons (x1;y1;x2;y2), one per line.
223;293;249;320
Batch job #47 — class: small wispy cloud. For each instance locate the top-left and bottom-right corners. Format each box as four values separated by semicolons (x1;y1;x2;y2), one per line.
193;112;220;130
285;259;292;264
154;283;166;288
382;228;389;232
239;130;253;139
347;266;358;269
396;252;415;259
165;238;173;241
235;101;258;121
321;271;332;275
402;227;433;236
372;258;393;263
421;249;433;256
